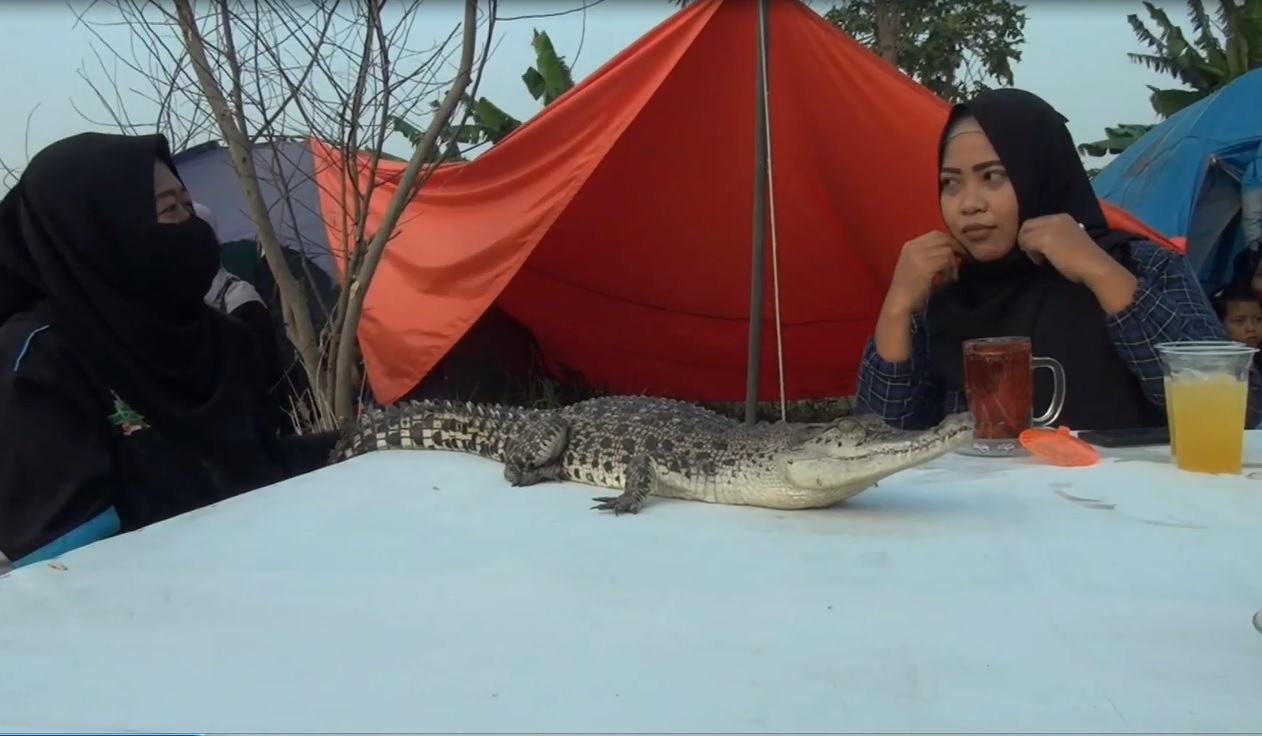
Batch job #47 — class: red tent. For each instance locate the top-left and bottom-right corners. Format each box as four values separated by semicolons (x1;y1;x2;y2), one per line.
313;0;1173;405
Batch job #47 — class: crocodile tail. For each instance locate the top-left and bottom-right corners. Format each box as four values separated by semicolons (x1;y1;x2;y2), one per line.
330;400;528;462
328;415;365;463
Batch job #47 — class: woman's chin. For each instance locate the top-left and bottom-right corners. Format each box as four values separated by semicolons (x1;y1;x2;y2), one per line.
962;241;1014;262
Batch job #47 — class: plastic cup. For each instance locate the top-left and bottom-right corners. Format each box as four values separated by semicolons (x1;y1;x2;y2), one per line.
1155;341;1257;474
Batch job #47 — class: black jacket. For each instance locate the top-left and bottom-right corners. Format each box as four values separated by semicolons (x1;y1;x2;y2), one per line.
0;304;336;561
229;299;313;437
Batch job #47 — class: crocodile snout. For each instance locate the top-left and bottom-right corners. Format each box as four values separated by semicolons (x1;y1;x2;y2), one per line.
939;411;976;436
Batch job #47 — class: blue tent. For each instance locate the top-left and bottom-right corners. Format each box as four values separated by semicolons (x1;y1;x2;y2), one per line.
170;139;339;328
1092;68;1262;285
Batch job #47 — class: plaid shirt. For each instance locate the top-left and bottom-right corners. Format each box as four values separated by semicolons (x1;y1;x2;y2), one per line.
855;240;1262;430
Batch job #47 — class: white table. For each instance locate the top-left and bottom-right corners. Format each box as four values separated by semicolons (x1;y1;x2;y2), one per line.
2;434;1261;733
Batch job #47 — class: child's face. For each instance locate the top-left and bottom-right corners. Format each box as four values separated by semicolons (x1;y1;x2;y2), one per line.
1223;299;1262;348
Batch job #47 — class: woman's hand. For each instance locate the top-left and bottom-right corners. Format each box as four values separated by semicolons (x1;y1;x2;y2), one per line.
1016;214;1115;283
1019;213;1138;313
885;231;965;315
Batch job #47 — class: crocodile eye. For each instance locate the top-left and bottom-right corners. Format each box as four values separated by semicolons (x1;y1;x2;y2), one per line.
831;418;866;445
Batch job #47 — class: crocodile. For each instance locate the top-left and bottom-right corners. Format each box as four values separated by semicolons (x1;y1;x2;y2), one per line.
331;396;975;514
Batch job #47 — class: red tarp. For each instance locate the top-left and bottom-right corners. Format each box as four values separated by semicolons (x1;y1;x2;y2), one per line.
313;0;1173;405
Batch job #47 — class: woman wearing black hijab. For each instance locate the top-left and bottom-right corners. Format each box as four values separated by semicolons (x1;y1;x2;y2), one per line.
855;88;1262;431
0;132;334;566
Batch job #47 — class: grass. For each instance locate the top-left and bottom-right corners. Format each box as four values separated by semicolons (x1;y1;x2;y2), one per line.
287;305;858;433
289;366;856;435
503;346;857;423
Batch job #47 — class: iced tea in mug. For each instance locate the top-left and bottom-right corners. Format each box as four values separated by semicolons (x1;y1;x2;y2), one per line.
962;337;1067;452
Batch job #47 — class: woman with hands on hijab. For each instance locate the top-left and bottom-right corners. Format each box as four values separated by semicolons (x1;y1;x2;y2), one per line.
0;132;335;568
856;88;1262;432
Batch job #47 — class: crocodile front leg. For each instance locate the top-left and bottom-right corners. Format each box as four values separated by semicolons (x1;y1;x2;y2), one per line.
591;453;655;515
503;414;570;486
508;464;568;486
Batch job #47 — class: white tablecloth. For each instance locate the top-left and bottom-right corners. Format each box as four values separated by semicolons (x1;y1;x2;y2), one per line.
2;434;1260;733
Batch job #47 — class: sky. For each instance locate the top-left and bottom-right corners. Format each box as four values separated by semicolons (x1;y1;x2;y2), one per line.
0;0;1188;179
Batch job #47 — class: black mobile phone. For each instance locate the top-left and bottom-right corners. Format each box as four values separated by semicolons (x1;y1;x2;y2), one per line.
1077;426;1170;449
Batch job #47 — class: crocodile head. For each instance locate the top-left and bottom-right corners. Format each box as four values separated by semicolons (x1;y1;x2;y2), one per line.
782;411;975;490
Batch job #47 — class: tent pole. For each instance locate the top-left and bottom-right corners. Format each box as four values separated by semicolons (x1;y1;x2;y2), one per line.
743;0;771;426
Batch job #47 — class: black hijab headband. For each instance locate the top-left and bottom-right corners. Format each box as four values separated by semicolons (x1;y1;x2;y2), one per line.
936;89;1132;289
938;88;1110;237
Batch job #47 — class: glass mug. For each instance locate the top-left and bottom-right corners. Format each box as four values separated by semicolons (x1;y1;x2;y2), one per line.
962;336;1066;454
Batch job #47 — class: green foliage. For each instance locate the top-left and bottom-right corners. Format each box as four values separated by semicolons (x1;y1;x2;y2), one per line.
1126;0;1262;117
1086;0;1262;159
389;116;424;144
823;0;1028;103
1078;123;1157;159
391;112;468;164
395;29;574;158
671;0;1028;104
522;29;576;105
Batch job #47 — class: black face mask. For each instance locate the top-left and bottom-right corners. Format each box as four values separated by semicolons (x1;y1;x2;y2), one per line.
132;215;223;305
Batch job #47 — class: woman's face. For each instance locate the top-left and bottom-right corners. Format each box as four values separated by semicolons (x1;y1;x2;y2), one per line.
153;160;194;225
939;123;1020;262
1223;299;1262;348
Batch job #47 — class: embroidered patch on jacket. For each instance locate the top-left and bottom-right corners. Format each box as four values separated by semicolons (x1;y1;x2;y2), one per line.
107;392;149;436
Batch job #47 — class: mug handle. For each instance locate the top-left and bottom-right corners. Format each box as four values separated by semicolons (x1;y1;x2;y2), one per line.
1032;356;1066;427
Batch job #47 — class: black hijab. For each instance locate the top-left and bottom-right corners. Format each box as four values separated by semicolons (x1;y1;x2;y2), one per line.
926;89;1165;430
0;132;285;481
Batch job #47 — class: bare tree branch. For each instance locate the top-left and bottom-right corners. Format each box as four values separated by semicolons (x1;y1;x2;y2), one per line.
332;0;482;419
74;1;214;149
80;0;491;428
173;0;320;390
0;104;44;191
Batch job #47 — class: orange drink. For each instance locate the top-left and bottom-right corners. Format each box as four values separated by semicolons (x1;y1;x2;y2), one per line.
1157;341;1257;475
1163;378;1178;459
1168;374;1248;473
